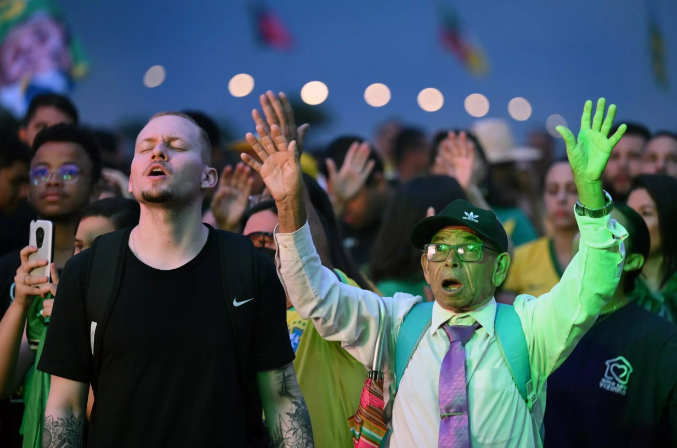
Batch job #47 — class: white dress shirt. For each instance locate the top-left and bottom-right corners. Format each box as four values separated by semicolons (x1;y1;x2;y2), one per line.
275;213;627;447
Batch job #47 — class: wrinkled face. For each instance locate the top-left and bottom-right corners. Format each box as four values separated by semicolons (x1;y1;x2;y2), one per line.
544;162;577;230
243;209;278;250
74;215;116;255
0;161;29;214
627;188;660;255
603;135;646;195
20;106;74;146
0;15;71;87
421;226;503;313
29;141;93;220
641;136;677;178
130;115;216;207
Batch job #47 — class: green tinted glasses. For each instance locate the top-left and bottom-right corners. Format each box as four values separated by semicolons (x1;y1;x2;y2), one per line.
424;243;498;263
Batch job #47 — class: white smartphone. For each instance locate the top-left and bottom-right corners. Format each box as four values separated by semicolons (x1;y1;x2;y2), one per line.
28;220;54;287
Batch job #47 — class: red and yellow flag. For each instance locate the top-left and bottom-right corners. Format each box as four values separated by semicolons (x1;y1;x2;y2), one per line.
439;3;488;77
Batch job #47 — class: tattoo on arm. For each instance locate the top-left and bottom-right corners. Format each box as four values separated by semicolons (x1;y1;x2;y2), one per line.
43;415;85;448
269;364;314;448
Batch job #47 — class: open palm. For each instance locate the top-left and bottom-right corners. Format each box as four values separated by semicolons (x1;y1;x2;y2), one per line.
252;91;310;156
435;131;476;189
557;98;626;183
242;125;302;204
326;141;375;202
211;163;252;231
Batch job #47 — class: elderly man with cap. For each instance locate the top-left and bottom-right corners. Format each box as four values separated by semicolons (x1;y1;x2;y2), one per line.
241;99;628;448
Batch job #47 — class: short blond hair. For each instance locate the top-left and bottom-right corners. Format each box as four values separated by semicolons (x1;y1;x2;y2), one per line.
149;111;212;164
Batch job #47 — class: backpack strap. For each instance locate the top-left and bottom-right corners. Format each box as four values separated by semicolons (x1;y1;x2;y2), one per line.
85;228;130;392
390;301;538;445
494;303;536;410
395;302;433;390
216;230;257;389
216;230;264;444
394;302;536;409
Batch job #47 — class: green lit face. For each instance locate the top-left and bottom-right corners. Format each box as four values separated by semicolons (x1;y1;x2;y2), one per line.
421;226;510;313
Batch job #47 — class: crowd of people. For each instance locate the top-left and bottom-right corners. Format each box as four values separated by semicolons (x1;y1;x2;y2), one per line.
0;90;674;448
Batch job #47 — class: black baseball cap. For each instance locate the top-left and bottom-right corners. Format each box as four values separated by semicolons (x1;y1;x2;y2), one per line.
410;199;509;253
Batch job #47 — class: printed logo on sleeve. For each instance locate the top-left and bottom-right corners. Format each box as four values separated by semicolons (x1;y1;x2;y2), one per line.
599;356;633;396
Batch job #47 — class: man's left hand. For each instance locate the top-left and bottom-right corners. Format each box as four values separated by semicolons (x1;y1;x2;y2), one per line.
557;98;626;208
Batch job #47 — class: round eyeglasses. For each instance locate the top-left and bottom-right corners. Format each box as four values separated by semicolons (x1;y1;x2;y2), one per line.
30;164;82;186
423;243;498;263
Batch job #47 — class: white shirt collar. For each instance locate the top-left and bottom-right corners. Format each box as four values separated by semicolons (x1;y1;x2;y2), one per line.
429;298;497;337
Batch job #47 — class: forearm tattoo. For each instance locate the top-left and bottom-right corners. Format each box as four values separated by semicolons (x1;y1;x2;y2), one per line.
43;415;85;448
270;364;314;448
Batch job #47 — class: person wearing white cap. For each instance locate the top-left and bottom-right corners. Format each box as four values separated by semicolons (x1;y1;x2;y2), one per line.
471;119;547;238
433;126;539;247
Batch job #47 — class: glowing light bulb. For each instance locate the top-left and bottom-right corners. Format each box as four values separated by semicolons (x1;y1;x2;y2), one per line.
228;74;255;97
546;114;567;138
464;93;489;117
364;83;391;107
417;88;444;112
143;65;166;88
508;97;532;121
301;81;329;105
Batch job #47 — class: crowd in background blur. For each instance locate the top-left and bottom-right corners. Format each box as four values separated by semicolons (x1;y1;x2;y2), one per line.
0;91;676;447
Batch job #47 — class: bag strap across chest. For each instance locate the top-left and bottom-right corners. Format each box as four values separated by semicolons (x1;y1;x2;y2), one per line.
84;229;258;388
394;301;535;409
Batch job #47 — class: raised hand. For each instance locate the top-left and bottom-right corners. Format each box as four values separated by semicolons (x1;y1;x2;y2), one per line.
325;141;375;215
242;125;302;207
556;98;626;207
211;162;253;232
434;131;476;190
252;91;310;156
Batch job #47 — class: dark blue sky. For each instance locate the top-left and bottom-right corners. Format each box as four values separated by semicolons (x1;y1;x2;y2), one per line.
60;0;677;149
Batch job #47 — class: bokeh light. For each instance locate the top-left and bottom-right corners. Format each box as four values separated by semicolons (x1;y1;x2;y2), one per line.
546;114;568;138
508;97;532;121
464;93;490;117
228;73;255;97
364;83;391;107
301;81;329;105
143;65;166;88
417;88;444;112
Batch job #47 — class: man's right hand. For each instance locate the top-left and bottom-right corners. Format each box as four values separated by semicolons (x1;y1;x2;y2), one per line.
242;125;306;233
13;246;55;309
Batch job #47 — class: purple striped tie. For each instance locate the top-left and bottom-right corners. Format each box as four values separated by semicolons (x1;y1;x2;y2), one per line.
438;322;480;448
